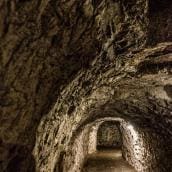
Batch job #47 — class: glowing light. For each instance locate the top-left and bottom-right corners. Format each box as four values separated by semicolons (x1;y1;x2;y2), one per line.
127;124;138;143
126;123;144;161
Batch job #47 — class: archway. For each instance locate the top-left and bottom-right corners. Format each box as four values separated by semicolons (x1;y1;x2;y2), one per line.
82;119;136;172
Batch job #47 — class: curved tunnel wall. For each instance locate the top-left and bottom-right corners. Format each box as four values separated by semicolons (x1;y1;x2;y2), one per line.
1;0;172;171
120;121;172;172
61;115;172;172
33;62;172;172
30;3;172;169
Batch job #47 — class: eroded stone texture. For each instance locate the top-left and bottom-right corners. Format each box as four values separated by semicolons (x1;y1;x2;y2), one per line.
97;121;122;149
34;43;172;172
0;0;172;171
121;121;172;172
60;116;172;172
62;119;120;172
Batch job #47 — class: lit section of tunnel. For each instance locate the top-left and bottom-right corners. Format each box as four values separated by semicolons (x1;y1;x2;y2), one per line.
61;115;170;172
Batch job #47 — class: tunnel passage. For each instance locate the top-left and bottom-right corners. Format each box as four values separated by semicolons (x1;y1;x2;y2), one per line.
96;121;122;150
62;111;172;172
34;62;172;172
62;118;137;172
0;0;172;171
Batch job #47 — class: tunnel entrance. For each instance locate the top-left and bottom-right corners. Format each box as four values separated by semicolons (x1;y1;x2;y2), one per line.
96;121;122;150
63;112;172;172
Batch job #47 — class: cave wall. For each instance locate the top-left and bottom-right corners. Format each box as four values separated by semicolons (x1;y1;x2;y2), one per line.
33;42;172;172
62;122;99;172
0;0;172;172
62;120;121;172
87;122;100;154
60;117;172;172
97;121;122;149
62;125;89;172
121;121;172;172
0;0;102;169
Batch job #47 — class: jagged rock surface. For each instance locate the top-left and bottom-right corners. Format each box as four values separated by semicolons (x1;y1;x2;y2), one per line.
0;0;172;172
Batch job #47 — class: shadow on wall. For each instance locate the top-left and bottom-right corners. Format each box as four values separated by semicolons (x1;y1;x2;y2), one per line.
148;0;172;45
164;84;172;98
0;138;36;172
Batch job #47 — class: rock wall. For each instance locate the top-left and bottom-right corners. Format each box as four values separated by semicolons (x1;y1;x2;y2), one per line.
62;125;90;172
121;121;172;172
87;122;100;154
148;0;172;44
97;121;122;149
53;116;172;172
33;42;172;172
62;119;121;172
0;0;172;172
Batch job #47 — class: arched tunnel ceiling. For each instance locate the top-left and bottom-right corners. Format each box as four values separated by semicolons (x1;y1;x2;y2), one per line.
37;42;172;139
0;0;172;172
34;43;172;172
0;0;171;144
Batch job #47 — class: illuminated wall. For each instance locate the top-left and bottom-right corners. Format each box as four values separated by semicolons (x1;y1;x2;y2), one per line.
120;121;170;172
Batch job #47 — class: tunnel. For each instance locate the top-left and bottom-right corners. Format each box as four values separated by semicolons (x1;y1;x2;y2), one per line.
0;0;172;172
60;108;172;172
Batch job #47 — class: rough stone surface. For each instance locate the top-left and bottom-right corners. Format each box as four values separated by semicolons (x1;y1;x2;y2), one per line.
62;119;121;172
33;42;172;172
97;121;122;149
121;121;172;172
0;0;172;172
59;116;172;172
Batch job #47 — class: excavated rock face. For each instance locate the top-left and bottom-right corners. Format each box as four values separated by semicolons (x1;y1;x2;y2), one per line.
33;44;172;172
121;121;171;172
97;121;122;149
32;40;172;172
0;0;172;172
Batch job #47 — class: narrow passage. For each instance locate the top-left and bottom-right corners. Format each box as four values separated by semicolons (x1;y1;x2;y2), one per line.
82;149;136;172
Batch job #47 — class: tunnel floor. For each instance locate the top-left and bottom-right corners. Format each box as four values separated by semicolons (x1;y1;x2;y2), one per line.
82;149;136;172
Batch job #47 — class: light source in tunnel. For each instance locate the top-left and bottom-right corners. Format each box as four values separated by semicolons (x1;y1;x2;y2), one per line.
126;123;143;161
